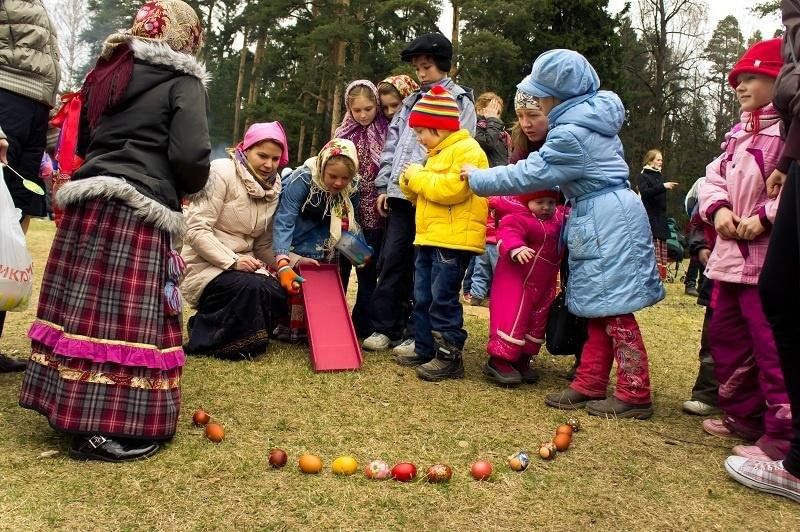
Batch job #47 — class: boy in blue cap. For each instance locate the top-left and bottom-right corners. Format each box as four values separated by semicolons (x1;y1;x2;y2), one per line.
462;49;664;419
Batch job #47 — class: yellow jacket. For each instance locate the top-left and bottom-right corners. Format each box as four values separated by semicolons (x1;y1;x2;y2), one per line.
400;129;489;253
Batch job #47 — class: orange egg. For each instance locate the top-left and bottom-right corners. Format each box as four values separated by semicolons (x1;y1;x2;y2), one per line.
553;433;571;451
298;454;323;474
204;423;224;443
555;424;573;437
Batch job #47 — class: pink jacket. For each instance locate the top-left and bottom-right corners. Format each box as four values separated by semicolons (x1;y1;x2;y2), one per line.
699;105;783;285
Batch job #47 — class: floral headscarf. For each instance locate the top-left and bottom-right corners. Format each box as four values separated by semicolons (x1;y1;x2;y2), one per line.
380;75;420;100
514;88;541;111
333;80;388;230
300;138;360;257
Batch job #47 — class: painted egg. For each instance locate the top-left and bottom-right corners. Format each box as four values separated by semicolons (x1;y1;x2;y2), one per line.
508;451;530;471
268;448;288;468
426;464;453;483
567;416;582;432
391;462;417;482
553;433;571;452
555;424;574;437
539;442;557;460
204;423;224;443
470;460;493;481
364;459;391;480
192;409;211;426
331;456;359;476
298;454;323;474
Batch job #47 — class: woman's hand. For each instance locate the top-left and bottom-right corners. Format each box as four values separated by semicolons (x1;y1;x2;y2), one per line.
460;164;477;182
511;246;535;264
376;194;389;217
766;169;787;199
713;207;741;240
234;256;263;272
0;138;8;165
664;181;679;190
295;256;320;267
736;215;765;241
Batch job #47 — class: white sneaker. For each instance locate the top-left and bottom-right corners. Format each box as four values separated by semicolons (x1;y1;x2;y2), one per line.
362;332;391;351
682;400;722;416
725;456;800;503
392;338;415;356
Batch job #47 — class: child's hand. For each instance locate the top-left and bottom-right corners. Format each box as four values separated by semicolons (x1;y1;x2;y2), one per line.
275;258;307;295
766;168;787;199
376;194;390;217
698;248;711;266
735;215;765;241
511;246;535;264
460;164;477;182
713;207;740;240
483;99;502;119
0;138;8;165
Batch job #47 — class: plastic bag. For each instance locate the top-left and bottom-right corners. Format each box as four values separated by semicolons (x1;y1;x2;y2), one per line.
0;166;33;311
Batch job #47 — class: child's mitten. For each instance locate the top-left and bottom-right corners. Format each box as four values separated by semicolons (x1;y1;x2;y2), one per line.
275;258;304;295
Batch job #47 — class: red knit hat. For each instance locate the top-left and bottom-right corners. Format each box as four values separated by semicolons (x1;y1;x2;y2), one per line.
728;38;783;88
518;189;560;204
408;85;460;131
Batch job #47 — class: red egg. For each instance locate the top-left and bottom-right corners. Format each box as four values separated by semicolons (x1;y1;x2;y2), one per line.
391;462;417;482
192;409;210;426
268;448;288;468
470;460;493;481
426;464;453;483
204;423;224;443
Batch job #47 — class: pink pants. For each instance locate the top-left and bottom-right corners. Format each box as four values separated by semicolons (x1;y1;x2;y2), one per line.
571;315;652;404
486;255;557;362
709;282;791;459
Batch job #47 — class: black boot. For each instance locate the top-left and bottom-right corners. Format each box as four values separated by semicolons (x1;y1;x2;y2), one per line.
69;435;160;462
416;332;464;381
0;353;26;373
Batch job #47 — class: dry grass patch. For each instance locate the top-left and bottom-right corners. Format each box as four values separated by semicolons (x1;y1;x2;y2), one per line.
0;219;798;530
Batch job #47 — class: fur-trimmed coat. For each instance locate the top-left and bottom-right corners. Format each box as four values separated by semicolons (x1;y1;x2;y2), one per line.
63;39;211;238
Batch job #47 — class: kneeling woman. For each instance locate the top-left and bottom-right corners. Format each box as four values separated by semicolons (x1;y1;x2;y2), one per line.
182;122;289;358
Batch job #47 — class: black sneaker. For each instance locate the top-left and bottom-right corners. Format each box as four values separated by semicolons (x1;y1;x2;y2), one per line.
685;286;699;297
0;353;26;373
395;352;433;367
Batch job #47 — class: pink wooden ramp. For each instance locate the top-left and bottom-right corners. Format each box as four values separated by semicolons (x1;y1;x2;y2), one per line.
299;263;363;372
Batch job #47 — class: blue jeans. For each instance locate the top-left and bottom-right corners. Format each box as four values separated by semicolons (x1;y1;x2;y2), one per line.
462;257;475;293
468;243;498;299
413;246;472;356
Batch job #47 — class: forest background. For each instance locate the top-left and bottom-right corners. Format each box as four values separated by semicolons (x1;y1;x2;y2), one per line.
47;0;783;225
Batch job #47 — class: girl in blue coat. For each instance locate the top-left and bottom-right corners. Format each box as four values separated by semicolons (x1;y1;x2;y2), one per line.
462;49;664;419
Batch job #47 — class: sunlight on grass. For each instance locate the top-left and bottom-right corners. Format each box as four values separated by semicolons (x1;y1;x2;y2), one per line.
0;219;798;529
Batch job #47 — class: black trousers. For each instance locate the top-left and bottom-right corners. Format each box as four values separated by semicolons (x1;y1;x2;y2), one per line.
685;256;701;288
690;307;718;405
0;88;49;217
340;228;383;337
369;197;415;341
759;162;800;476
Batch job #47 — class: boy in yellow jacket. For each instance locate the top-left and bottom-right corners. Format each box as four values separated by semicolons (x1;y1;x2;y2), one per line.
399;84;489;380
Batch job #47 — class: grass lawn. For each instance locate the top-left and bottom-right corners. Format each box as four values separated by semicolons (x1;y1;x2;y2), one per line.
0;219;798;530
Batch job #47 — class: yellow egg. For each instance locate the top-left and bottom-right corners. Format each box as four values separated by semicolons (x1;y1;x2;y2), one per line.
331;455;358;475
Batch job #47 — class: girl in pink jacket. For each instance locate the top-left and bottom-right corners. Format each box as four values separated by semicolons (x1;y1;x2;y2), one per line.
698;38;792;461
483;189;564;386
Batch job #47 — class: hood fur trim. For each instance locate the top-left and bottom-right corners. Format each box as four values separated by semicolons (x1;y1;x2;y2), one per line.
130;39;210;87
57;177;186;239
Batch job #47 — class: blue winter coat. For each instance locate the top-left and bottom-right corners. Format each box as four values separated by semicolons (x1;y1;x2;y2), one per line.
469;91;664;318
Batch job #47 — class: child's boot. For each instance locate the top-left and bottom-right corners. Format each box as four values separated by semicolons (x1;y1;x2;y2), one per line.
482;357;522;386
513;353;540;384
416;332;464;381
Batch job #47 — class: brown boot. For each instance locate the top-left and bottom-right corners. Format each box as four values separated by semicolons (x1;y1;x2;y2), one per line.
586;396;653;420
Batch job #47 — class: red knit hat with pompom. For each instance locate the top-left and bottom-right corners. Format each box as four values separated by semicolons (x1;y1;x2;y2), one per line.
408;84;460;131
728;38;783;88
518;189;560;204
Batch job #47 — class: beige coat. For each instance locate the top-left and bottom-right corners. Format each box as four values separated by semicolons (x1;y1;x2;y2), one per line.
0;0;60;107
181;157;281;307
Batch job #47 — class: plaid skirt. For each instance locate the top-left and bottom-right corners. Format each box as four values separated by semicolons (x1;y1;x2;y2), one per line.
654;238;668;279
19;198;183;440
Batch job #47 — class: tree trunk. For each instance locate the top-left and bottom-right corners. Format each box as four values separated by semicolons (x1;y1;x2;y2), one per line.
232;28;249;144
246;33;267;107
310;75;328;156
329;39;348;138
450;1;460;78
297;93;310;163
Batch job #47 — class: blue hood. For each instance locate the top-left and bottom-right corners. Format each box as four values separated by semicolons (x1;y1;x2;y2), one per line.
549;90;624;137
517;49;600;100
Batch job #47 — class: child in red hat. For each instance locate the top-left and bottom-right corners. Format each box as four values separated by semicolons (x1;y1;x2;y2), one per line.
399;85;489;381
698;37;792;462
483;188;565;385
